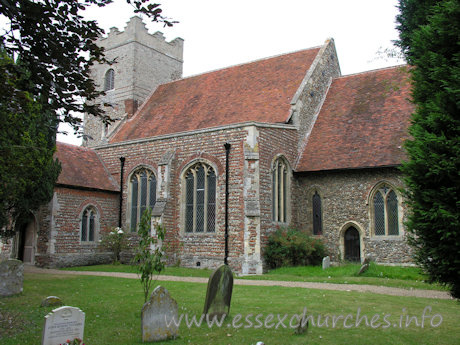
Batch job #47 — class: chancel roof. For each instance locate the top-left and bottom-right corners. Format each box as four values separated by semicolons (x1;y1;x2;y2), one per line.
296;66;413;172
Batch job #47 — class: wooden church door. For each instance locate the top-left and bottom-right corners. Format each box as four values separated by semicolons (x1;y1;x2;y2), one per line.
344;227;360;262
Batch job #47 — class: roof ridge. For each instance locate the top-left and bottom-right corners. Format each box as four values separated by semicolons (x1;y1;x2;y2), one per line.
335;64;409;80
166;45;323;83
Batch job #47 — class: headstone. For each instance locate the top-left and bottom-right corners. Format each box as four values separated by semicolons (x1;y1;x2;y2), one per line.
358;263;370;275
0;259;23;297
203;264;234;319
322;256;330;270
141;285;179;342
42;306;85;345
295;308;309;335
41;296;63;307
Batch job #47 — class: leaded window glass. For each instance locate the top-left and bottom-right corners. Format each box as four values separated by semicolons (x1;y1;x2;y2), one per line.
272;158;288;222
184;162;216;233
81;206;97;242
312;191;322;235
104;68;115;91
130;168;157;231
373;184;400;236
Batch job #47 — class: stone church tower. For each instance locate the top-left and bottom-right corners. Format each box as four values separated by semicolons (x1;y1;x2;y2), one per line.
83;16;184;147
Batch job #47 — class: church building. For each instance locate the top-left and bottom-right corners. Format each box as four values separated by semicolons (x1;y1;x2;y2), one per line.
3;17;414;274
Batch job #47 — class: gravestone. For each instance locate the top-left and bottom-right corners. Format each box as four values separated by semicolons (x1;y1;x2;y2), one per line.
358;263;370;275
358;255;372;275
322;256;330;270
41;296;63;307
141;285;179;342
0;259;23;297
42;306;85;345
203;264;233;319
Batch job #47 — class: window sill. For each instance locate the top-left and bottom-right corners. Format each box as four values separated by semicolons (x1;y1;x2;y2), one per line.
369;235;404;241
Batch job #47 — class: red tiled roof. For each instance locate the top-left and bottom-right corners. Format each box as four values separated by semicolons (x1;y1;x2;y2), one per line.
111;47;321;142
296;66;413;172
55;142;119;191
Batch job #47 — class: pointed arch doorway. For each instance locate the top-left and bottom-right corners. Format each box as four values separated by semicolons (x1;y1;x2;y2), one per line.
344;226;360;262
15;213;36;264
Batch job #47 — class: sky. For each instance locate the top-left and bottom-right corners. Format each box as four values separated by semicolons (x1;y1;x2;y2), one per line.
56;0;404;145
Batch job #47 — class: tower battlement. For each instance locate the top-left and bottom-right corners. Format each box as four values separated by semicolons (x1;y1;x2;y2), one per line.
83;16;184;147
98;16;183;62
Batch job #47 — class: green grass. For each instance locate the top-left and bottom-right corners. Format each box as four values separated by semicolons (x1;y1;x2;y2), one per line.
1;273;459;345
241;263;446;291
62;263;446;291
62;264;214;278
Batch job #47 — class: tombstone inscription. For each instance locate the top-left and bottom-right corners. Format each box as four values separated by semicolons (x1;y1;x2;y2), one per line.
42;306;85;345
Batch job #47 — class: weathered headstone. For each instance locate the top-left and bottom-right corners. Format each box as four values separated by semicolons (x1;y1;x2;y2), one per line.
141;285;179;342
0;259;23;297
41;296;63;307
42;306;85;345
322;256;330;270
358;263;370;275
358;255;372;275
203;264;233;319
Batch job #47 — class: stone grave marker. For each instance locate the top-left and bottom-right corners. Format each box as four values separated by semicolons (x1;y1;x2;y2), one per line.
41;296;63;307
42;306;85;345
203;264;233;319
0;259;23;297
322;256;330;270
141;285;179;342
358;255;372;275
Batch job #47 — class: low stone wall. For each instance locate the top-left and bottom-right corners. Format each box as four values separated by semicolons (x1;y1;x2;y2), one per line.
35;253;113;268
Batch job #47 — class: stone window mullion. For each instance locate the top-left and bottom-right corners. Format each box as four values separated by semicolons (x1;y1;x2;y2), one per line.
136;173;142;227
204;166;209;232
193;169;197;233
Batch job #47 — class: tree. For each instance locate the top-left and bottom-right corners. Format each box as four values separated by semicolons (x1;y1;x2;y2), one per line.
0;0;174;130
0;1;174;236
133;208;165;303
396;0;460;298
0;50;61;237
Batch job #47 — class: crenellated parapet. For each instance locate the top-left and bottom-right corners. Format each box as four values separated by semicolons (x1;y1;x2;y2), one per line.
98;16;183;62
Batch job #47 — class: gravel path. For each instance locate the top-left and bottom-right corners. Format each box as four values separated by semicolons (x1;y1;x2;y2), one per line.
24;266;452;300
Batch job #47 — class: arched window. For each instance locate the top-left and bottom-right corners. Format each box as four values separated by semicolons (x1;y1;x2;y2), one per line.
104;68;115;91
81;206;97;242
372;184;400;236
312;191;322;235
272;158;289;222
184;162;216;233
129;168;157;231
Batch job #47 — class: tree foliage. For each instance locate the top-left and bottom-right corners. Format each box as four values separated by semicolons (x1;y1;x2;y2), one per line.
396;0;460;298
133;208;165;303
0;1;173;237
0;50;61;237
0;0;174;130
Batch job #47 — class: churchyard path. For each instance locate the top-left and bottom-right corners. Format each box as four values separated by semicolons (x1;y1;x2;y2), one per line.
24;266;452;300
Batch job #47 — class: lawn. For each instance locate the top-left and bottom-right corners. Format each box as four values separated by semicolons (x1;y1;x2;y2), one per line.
62;262;447;291
1;273;458;345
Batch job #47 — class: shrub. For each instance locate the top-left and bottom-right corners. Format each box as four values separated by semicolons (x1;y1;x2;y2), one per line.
98;227;128;264
264;228;326;269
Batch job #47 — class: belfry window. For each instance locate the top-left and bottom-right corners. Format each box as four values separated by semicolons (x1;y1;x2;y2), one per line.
129;168;157;231
104;68;115;91
184;162;216;233
373;184;400;236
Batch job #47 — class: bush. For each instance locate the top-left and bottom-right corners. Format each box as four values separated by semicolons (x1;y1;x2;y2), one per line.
264;228;326;269
98;227;128;264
